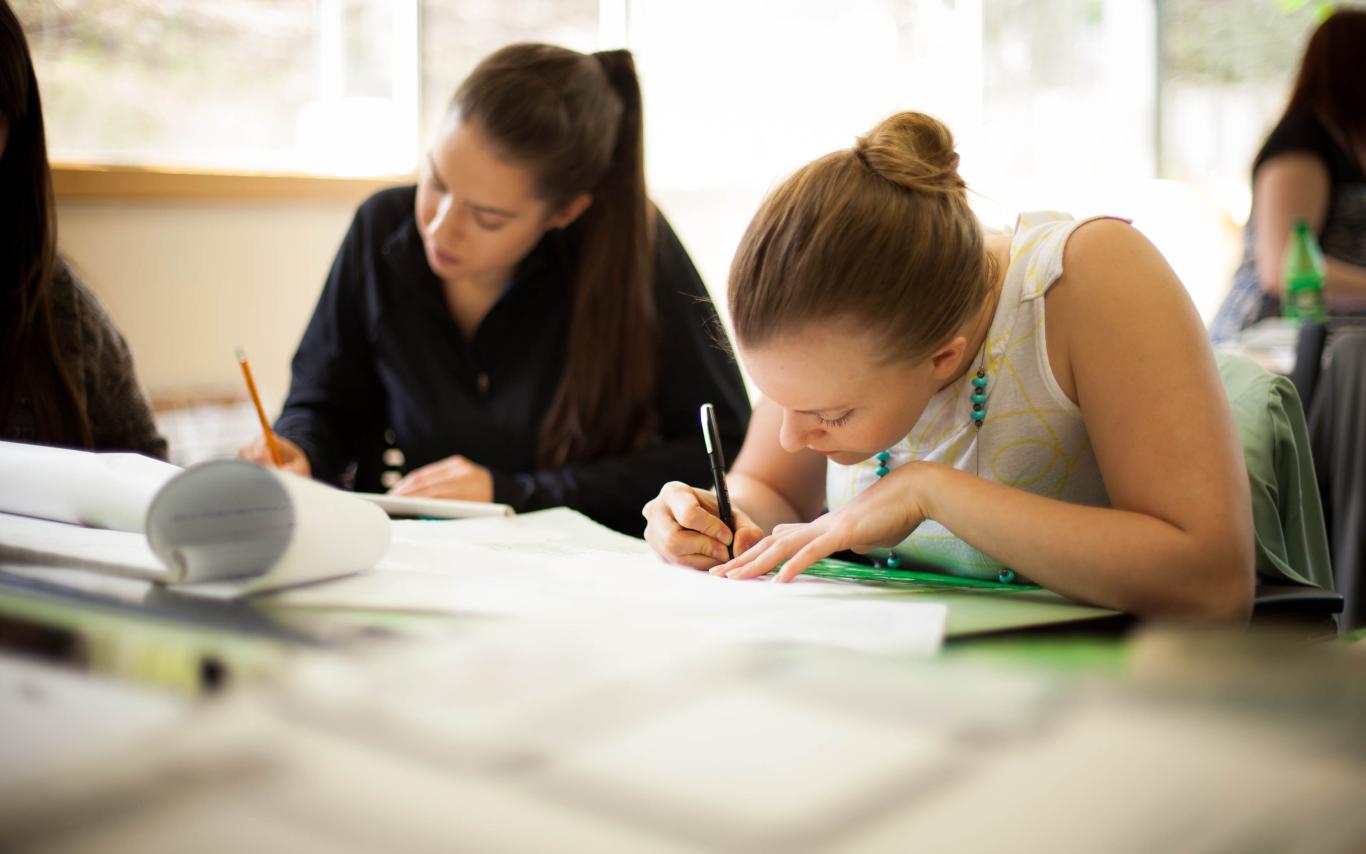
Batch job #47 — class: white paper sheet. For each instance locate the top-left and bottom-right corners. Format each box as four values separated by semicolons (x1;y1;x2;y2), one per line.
0;513;166;580
354;493;513;519
0;441;181;531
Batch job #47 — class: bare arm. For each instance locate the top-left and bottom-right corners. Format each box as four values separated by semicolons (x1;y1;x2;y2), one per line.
1252;154;1366;304
726;397;827;530
914;222;1255;618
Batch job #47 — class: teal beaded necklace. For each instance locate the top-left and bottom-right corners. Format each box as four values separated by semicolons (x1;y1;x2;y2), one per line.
874;350;1016;584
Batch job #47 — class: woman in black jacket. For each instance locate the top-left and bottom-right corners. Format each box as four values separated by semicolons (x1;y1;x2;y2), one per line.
241;43;748;535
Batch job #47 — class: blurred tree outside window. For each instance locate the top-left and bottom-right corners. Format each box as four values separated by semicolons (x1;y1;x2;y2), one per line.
419;0;598;148
18;0;1352;193
1157;0;1338;222
14;0;597;176
15;0;1361;321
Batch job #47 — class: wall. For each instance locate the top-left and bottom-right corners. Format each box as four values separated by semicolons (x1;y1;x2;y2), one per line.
55;183;1240;429
53;187;761;416
55;197;360;413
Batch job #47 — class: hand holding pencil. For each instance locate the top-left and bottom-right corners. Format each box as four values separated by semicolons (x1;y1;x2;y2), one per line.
235;348;311;476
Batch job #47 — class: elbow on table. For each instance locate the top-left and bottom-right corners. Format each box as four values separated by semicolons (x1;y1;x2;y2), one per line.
1158;544;1256;624
1193;561;1255;624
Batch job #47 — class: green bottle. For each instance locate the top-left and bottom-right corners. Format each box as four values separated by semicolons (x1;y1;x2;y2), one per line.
1283;218;1326;322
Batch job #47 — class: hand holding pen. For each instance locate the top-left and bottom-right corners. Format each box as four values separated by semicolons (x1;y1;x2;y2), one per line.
234;348;311;476
640;403;764;570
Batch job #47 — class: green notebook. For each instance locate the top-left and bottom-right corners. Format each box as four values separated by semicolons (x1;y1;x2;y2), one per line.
792;557;1122;638
800;557;1040;590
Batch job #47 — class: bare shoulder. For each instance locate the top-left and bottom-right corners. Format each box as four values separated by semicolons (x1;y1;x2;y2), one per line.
1257;150;1330;183
1043;219;1199;399
1051;218;1197;327
1061;218;1177;290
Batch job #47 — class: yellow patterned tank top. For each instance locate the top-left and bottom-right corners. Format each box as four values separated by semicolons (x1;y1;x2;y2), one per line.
825;212;1117;580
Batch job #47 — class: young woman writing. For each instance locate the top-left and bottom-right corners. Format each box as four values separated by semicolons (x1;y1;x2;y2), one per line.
644;112;1255;620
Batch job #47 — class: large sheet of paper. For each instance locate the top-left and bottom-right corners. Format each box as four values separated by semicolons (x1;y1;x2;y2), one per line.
268;508;948;656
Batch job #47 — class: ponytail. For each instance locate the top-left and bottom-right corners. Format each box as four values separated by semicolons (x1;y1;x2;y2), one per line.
540;49;655;467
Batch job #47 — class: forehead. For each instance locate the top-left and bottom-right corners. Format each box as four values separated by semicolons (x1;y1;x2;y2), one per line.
431;117;542;209
739;323;889;410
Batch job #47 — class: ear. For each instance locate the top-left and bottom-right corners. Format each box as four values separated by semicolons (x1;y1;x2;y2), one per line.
927;335;969;382
549;192;593;229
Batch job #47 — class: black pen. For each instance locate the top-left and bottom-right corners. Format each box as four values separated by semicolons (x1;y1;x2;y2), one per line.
700;403;735;560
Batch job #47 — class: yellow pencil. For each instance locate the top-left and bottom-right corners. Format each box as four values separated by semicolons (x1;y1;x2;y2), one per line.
236;347;284;467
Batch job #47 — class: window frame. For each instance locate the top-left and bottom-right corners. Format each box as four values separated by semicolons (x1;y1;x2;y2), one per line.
52;163;414;202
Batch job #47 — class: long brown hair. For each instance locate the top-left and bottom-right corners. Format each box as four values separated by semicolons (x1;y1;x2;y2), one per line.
1285;9;1366;141
453;44;655;468
729;111;991;363
0;2;91;446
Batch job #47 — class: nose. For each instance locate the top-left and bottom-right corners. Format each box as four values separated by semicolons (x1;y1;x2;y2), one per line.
426;194;466;244
778;410;821;453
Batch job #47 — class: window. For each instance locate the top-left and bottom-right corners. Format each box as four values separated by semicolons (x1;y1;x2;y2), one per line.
21;0;1359;318
18;0;420;175
419;0;599;147
1157;0;1333;219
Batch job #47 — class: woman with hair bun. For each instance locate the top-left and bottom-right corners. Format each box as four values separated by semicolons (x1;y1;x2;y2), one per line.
241;43;749;535
643;111;1258;620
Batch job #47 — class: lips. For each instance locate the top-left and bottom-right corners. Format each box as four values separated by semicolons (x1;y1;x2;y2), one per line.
432;248;461;267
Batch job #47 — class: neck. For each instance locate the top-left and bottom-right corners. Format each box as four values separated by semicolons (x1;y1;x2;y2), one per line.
441;266;515;341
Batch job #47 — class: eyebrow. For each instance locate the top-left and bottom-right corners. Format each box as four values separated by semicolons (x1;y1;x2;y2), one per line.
426;154;519;219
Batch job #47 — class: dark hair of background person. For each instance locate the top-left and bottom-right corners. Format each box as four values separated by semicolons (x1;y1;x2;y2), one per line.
1284;8;1366;142
0;1;92;447
453;44;656;468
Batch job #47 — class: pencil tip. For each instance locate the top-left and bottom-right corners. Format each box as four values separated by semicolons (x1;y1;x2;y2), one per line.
235;346;246;363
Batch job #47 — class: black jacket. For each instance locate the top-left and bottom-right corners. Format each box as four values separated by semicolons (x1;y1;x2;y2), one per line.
275;186;750;535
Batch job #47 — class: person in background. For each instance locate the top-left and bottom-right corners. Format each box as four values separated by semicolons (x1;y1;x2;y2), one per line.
0;3;166;459
240;43;749;536
1210;9;1366;341
643;111;1256;621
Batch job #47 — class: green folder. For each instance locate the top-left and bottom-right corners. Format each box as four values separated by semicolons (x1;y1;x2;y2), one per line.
790;557;1122;638
801;556;1040;590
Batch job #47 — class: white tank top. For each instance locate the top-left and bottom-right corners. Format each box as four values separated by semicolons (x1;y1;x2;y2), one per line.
825;212;1116;580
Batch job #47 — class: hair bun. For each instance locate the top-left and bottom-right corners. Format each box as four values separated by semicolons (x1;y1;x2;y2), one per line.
854;111;964;195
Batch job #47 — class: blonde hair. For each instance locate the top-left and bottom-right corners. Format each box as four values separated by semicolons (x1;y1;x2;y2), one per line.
729;111;992;362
